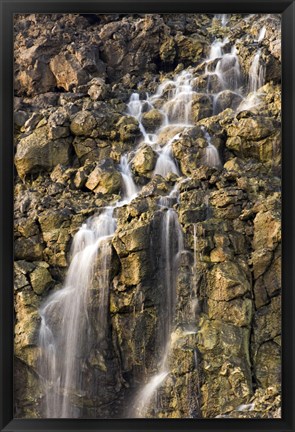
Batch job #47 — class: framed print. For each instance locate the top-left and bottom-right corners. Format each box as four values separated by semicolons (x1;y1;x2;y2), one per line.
0;0;294;431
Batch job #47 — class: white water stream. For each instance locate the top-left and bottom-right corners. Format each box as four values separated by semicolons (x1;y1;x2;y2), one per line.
39;208;116;417
38;158;138;418
133;208;184;417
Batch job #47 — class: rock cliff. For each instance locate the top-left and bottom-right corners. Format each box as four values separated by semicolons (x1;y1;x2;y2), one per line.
14;13;281;419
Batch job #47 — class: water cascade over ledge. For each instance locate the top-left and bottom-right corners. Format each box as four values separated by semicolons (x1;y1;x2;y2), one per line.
36;20;270;418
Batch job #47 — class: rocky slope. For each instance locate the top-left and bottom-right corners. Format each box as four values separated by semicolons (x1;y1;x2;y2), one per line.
14;13;281;418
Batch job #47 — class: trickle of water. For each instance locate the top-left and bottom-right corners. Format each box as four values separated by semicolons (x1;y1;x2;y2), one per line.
202;128;222;168
158;183;179;207
248;50;265;94
192;224;198;298
119;155;138;201
134;371;169;418
161;209;184;345
153;133;181;177
215;46;242;92
215;14;228;26
237;49;265;111
237;402;255;412
257;26;266;43
209;38;229;60
132;207;184;417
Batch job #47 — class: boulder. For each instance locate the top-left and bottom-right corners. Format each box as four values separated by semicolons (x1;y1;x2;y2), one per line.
197;317;252;417
132;145;157;175
191;94;213;122
209;188;246;219
99;15;168;81
252;296;281;353
73;137;111;163
119;251;151;286
85;158;121;195
29;262;53;295
70;111;97;136
14;126;72;179
193;73;224;94
253;210;281;251
14;288;41;367
207;298;253;327
14;236;44;261
113;221;151;256
214;90;243;114
141;109;165;132
159;37;176;63
116;116;141;142
226;116;275;140
49;45;105;92
225;116;279;163
15;60;56;96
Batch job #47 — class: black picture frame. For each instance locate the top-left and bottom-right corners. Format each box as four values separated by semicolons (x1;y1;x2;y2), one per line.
1;1;294;431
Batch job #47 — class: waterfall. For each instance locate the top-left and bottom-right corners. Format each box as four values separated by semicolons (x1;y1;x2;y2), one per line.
132;207;184;417
160;209;184;346
205;39;244;116
127;93;156;143
248;50;265;94
39;208;116;418
119;155;138;201
238;49;265;111
153;133;181;177
127;70;197;179
215;46;242;92
215;14;228;26
202;128;222;168
161;71;194;125
134;371;169;417
257;26;266;43
192;224;198;298
209;38;229;60
36;23;267;418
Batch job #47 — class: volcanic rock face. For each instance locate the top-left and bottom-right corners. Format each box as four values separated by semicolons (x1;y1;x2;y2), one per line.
14;13;281;419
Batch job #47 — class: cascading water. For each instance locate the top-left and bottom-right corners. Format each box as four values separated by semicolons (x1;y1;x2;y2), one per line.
39;154;139;417
209;37;229;61
257;26;266;43
37;25;266;418
203;38;245;115
127;71;198;179
161;71;194;125
127;93;155;143
153;134;181;177
214;45;242;92
238;49;266;111
39;208;116;418
202;128;222;168
215;14;228;26
248;50;265;94
132;207;184;418
119;155;138;200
